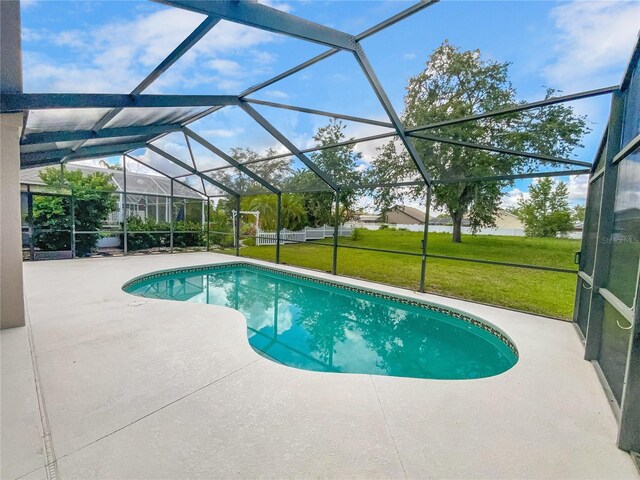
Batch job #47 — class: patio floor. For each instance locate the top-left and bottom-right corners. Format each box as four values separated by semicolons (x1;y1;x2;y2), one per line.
2;252;638;479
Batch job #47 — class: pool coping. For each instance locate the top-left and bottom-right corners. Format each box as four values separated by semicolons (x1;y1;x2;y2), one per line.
122;260;519;357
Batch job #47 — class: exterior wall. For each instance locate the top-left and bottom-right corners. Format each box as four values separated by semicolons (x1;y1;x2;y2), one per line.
384;210;422;225
1;114;26;328
494;212;524;229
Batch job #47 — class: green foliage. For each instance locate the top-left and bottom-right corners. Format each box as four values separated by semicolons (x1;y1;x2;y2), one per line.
173;221;205;248
32;194;72;251
32;167;117;255
369;40;588;243
217;147;292;194
288;119;363;226
572;204;586;222
240;193;307;231
207;203;234;248
241;223;257;246
350;228;364;241
125;216;166;251
514;178;574;237
124;216;204;250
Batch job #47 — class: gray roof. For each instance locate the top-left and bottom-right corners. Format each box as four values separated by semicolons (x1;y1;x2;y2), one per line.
20;163;204;199
390;205;426;223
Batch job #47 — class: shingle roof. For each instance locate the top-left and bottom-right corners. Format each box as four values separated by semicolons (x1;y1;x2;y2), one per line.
20;163;204;199
391;205;426;223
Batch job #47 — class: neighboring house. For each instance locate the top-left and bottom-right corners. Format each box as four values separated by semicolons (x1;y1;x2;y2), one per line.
355;206;426;225
494;210;524;229
20;163;206;248
383;205;426;225
428;210;522;229
356;213;382;224
21;163;205;226
428;216;472;227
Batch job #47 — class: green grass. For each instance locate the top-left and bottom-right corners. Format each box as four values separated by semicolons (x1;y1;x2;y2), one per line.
233;229;581;320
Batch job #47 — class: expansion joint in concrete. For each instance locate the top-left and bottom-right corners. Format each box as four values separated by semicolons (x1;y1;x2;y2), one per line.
40;359;261;469
25;300;59;480
370;376;407;479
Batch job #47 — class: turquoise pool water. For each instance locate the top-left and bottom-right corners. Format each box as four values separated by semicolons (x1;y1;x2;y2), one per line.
124;263;517;379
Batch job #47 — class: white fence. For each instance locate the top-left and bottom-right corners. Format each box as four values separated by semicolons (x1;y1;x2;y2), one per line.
346;222;583;239
255;225;353;246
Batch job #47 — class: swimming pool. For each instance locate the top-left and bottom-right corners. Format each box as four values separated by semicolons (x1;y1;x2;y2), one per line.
123;263;517;380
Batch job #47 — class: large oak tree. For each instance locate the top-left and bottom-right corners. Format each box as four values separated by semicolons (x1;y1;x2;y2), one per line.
369;41;589;242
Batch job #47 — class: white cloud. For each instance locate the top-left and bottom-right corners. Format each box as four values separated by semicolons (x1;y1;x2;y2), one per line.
201;127;246;138
21;27;45;42
53;30;85;49
340;121;395;168
259;0;294;14
208;58;243;76
566;174;589;202
22;8;280;94
544;1;640;91
403;52;417;61
263;89;289;100
501;187;529;209
501;174;589;210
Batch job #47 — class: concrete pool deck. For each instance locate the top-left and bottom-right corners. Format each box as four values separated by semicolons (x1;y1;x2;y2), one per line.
2;252;638;479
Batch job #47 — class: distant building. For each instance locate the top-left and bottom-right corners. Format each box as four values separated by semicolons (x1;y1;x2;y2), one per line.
494;210;524;229
356;214;382;224
428;216;471;227
383;205;426;225
355;206;427;225
20;163;206;248
428;210;523;229
20;163;205;226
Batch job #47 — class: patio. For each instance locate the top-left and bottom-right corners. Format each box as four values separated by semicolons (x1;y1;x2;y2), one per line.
2;252;637;479
1;0;640;478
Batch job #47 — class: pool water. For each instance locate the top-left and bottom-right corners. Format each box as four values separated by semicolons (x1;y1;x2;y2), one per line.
124;264;517;379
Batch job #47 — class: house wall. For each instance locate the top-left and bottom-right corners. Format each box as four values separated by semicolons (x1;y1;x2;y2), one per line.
494;213;524;229
1;114;26;328
384;210;422;225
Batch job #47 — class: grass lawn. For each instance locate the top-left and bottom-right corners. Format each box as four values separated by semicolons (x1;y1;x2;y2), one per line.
233;229;581;320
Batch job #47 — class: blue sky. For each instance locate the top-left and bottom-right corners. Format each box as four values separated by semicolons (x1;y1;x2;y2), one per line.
20;0;640;209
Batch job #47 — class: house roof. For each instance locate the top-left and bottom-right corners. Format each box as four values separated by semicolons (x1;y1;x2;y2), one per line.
20;163;204;199
390;205;426;223
497;210;519;219
357;214;382;221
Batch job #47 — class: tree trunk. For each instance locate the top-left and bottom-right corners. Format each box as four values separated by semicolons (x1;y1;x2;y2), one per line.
451;211;463;243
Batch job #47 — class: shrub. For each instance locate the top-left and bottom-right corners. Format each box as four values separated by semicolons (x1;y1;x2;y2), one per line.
208;231;234;248
123;216;161;251
123;217;204;250
173;221;205;248
241;224;256;246
350;228;364;241
32;168;117;256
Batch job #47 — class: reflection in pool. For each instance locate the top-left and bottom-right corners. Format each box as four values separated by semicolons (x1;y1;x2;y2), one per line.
124;264;517;379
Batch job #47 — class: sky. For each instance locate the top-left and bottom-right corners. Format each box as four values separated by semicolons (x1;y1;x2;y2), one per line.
20;0;640;211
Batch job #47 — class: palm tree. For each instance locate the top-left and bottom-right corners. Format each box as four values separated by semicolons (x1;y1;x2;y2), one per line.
242;194;307;231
